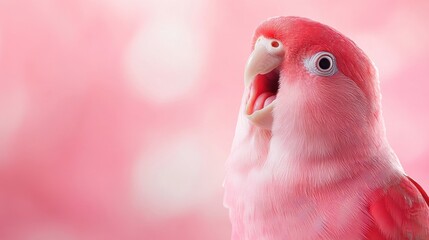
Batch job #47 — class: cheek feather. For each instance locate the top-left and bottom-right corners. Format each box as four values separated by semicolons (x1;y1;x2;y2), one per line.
272;73;372;157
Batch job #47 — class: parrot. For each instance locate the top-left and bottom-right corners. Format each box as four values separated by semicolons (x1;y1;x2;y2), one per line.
223;16;429;240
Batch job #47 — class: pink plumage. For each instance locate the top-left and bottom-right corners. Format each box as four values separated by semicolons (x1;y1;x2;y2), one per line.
224;16;429;239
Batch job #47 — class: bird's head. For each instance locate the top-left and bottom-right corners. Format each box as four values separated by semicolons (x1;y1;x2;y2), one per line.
243;16;383;156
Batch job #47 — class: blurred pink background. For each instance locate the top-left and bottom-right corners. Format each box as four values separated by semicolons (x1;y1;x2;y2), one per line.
0;0;428;239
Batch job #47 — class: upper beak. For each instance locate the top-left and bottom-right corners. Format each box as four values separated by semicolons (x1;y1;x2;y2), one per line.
244;36;284;87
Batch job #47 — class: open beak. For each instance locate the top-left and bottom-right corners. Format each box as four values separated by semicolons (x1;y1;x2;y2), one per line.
244;36;284;129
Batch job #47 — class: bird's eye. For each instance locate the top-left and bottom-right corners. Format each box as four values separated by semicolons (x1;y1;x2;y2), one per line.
317;56;332;71
305;51;337;77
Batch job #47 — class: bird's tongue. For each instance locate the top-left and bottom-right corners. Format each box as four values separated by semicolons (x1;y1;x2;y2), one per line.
252;92;276;113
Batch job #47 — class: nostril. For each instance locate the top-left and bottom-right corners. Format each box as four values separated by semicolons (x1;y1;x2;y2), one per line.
271;41;279;48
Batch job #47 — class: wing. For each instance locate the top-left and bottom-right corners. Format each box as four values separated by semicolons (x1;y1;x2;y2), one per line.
366;176;429;240
407;176;429;206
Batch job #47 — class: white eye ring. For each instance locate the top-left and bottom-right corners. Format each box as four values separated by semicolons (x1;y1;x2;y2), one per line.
304;51;337;77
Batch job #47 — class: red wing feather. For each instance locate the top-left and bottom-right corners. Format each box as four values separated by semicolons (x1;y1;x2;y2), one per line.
367;176;429;239
407;176;429;206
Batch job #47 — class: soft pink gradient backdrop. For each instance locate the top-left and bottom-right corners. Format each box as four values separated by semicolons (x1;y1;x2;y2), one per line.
0;1;428;239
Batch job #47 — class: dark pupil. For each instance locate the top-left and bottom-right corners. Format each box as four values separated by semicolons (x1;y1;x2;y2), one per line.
318;57;331;70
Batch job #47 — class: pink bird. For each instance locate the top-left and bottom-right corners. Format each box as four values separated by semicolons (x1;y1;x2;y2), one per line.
224;16;429;239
